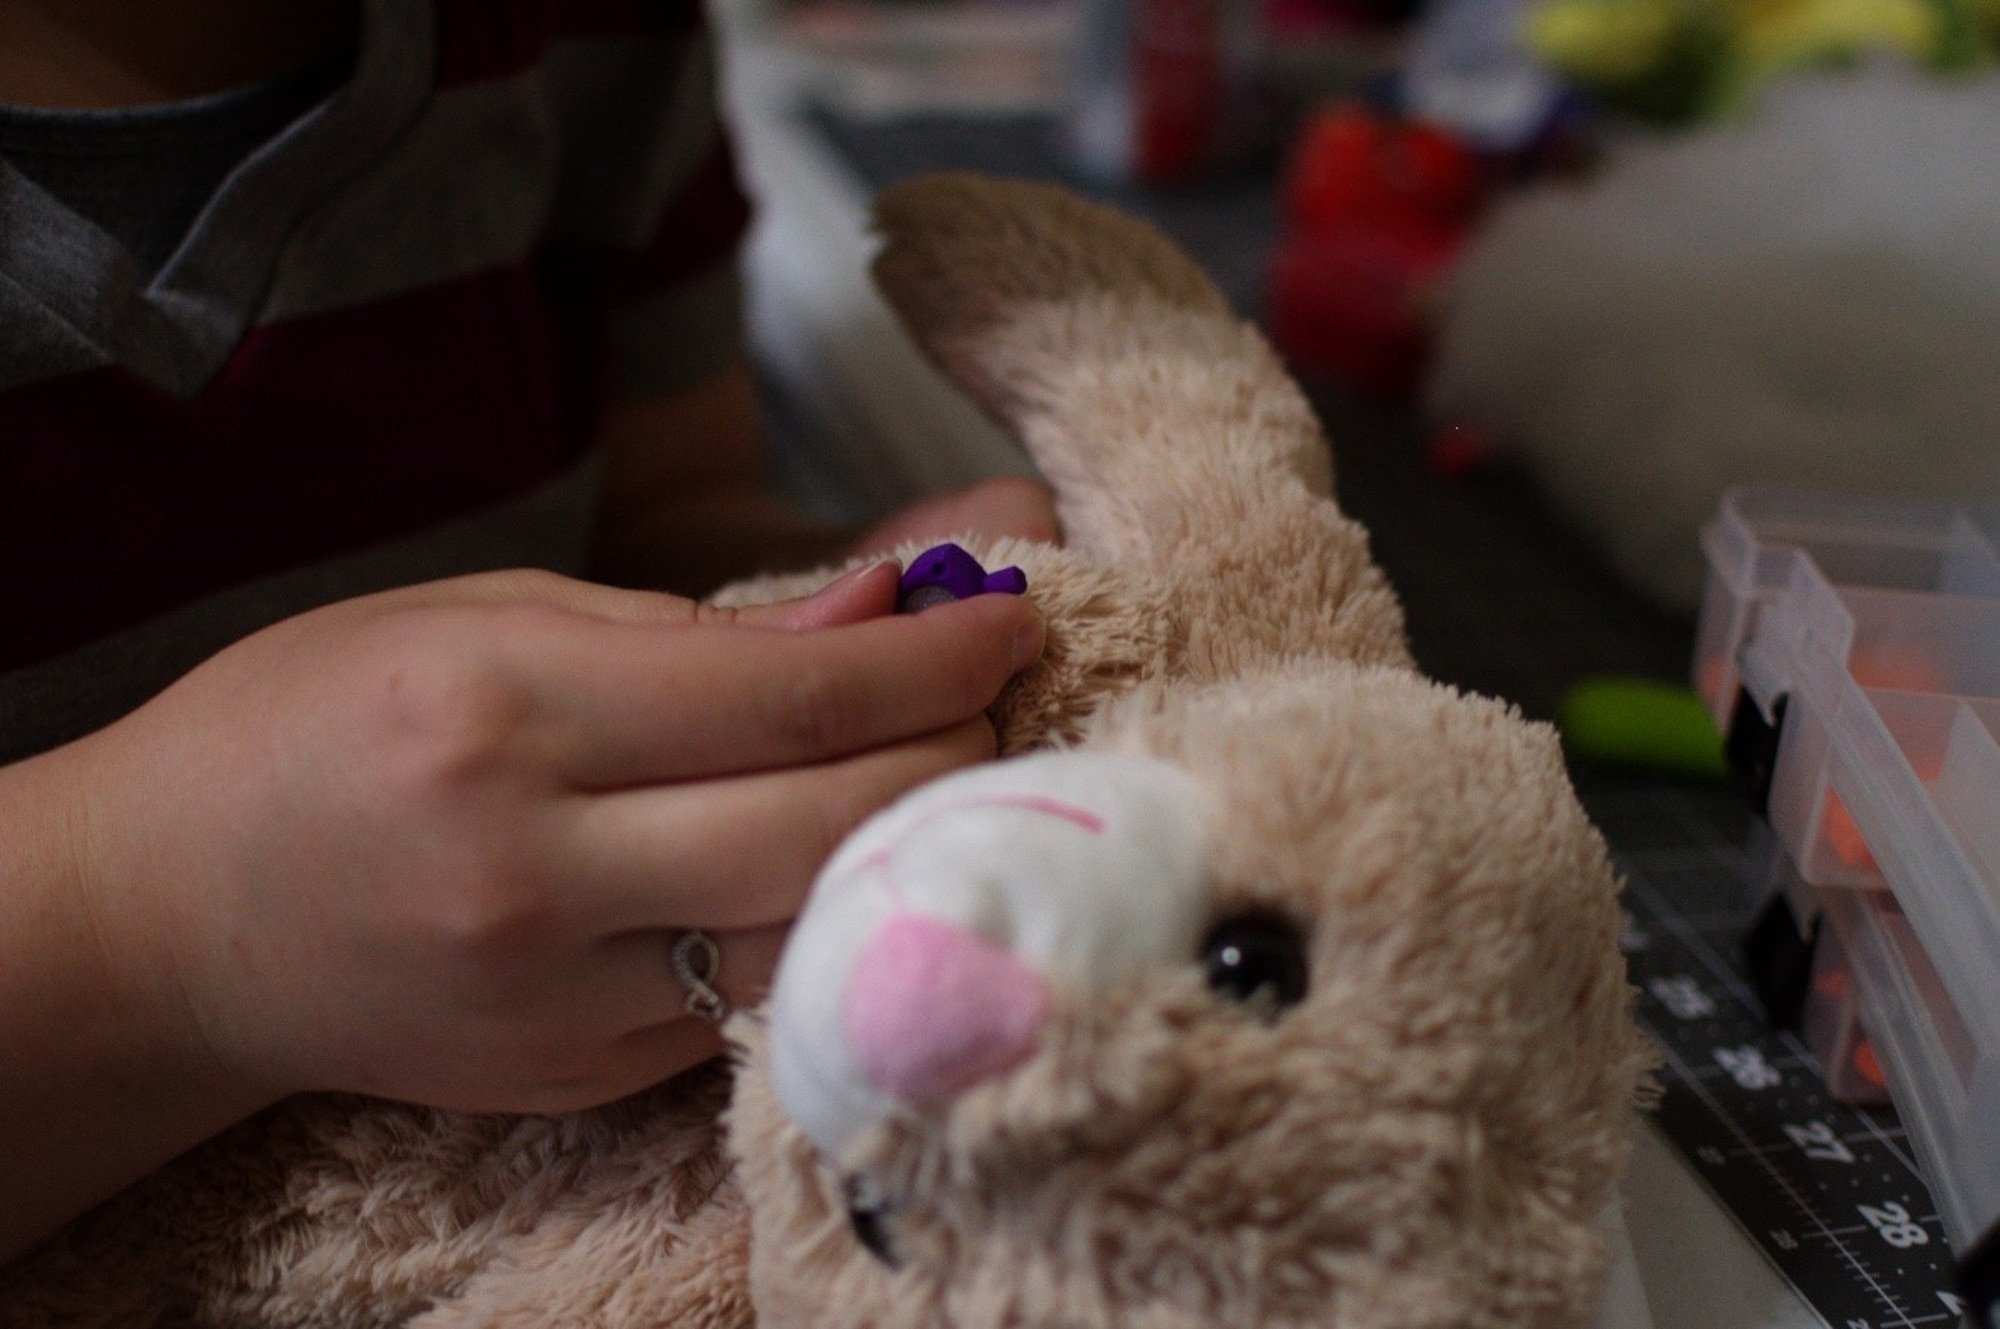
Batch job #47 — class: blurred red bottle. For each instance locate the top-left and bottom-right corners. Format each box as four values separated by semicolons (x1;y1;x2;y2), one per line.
1133;0;1225;183
1070;0;1260;185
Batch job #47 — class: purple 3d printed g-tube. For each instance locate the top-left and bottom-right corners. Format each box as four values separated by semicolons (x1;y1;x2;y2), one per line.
896;543;1028;613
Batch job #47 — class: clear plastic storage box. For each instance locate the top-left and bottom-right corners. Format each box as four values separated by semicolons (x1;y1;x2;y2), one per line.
1693;488;2000;1259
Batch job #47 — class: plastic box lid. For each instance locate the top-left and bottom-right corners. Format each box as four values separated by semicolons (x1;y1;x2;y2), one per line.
1693;487;2000;1255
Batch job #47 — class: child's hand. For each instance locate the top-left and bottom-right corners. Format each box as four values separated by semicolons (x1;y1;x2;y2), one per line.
64;563;1042;1113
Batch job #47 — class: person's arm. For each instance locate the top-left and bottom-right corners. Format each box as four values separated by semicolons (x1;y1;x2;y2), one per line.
592;361;839;592
0;0;357;107
0;744;272;1260
590;361;1059;595
0;566;1041;1262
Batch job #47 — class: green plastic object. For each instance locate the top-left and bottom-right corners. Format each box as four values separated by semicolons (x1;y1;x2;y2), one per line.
1558;676;1729;780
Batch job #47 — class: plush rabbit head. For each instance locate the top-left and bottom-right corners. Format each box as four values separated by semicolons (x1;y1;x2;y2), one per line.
721;176;1652;1329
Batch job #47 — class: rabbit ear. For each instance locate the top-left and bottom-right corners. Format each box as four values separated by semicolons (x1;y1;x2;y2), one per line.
870;172;1232;400
870;174;1407;674
869;174;1335;566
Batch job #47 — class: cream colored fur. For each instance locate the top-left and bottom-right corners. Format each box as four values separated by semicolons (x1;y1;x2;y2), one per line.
0;175;1650;1329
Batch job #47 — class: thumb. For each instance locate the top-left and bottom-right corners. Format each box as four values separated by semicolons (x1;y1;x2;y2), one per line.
705;561;902;631
395;564;901;631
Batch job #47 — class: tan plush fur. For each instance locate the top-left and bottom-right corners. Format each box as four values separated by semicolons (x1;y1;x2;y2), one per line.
0;175;1650;1329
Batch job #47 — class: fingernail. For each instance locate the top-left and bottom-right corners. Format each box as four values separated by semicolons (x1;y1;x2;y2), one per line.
780;562;898;631
813;561;894;596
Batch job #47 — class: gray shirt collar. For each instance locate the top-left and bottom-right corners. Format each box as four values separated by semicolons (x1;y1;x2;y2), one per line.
0;0;434;397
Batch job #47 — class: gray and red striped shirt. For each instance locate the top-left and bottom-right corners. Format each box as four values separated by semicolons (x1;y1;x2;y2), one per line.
0;0;752;758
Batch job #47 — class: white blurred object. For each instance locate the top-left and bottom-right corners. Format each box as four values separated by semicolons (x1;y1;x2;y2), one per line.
1403;0;1567;152
1424;62;2000;612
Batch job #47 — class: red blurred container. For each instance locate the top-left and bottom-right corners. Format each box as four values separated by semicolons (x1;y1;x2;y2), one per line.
1267;225;1460;400
1285;104;1484;235
1266;104;1483;400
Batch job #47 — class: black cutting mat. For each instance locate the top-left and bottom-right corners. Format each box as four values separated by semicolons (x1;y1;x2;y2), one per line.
1590;777;1964;1329
805;104;1963;1325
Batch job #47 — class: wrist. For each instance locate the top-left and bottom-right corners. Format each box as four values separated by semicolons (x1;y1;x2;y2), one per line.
0;732;277;1259
62;718;284;1097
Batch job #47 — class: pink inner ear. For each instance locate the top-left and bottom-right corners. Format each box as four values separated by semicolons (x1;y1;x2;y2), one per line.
842;913;1051;1105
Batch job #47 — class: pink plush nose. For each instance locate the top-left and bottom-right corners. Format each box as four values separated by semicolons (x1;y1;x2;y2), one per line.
842;913;1051;1105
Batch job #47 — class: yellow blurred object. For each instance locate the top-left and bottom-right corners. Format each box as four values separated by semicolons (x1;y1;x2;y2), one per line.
1523;0;1996;121
1526;0;1683;80
1732;0;1938;72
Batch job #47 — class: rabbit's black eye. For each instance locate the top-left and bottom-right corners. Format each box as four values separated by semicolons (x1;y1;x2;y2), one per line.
1201;912;1309;1009
849;1202;899;1267
845;1178;901;1268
